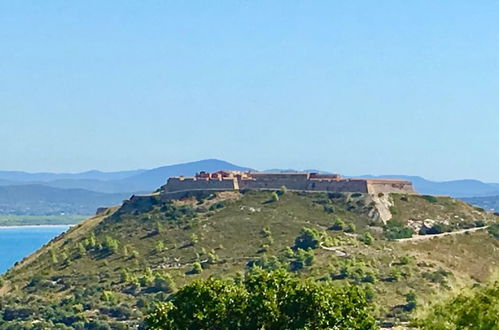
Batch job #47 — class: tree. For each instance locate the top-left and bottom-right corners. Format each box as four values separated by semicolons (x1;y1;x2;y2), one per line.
145;269;377;330
153;273;176;293
330;218;345;231
50;249;58;264
104;236;119;254
405;291;417;312
361;232;374;245
417;279;499;329
294;227;320;250
77;242;86;256
487;223;499;239
155;241;165;253
190;234;199;245
156;221;164;234
289;248;314;271
191;262;202;274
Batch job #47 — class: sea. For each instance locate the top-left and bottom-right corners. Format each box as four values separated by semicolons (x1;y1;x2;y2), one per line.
0;225;70;274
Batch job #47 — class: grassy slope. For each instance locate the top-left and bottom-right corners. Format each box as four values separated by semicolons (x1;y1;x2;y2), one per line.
2;191;499;326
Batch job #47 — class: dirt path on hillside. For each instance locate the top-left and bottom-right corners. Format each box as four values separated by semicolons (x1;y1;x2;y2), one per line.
395;226;488;243
319;243;349;257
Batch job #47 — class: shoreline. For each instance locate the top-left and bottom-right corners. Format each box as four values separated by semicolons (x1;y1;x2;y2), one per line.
0;224;74;229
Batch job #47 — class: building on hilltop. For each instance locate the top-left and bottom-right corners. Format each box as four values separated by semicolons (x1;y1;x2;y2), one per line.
160;171;416;200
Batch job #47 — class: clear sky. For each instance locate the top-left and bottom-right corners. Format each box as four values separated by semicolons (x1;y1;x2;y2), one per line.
1;1;498;181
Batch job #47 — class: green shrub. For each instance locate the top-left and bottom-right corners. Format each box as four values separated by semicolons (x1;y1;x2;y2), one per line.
191;262;202;274
145;269;377;330
422;195;438;203
153;273;176;293
384;220;414;240
190;234;199;245
294;227;320;250
398;255;413;265
103;236;119;254
261;226;271;237
361;232;374;245
422;268;451;286
487;223;499;238
289;248;314;271
330;218;345;231
405;292;417;312
345;223;356;233
323;205;335;213
420;223;450;235
417;279;499;329
155;241;165;253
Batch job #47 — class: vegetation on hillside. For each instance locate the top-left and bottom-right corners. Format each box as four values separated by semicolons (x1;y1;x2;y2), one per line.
416;277;499;329
146;268;376;330
0;190;497;328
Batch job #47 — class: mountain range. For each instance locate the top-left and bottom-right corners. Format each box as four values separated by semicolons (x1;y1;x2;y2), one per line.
0;159;498;215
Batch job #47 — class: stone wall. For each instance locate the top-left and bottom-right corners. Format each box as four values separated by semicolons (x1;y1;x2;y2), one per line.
159;173;416;200
366;180;416;194
164;177;237;192
305;179;369;193
240;173;310;190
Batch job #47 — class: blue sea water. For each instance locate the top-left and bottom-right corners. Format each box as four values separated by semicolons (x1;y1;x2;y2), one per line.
0;226;70;274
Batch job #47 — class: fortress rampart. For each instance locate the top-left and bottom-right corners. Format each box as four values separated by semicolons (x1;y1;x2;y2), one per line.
160;171;416;200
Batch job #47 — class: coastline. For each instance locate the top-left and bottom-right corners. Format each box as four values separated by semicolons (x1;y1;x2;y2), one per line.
0;224;73;229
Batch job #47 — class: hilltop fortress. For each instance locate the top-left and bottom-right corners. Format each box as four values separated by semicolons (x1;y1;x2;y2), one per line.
160;171;416;200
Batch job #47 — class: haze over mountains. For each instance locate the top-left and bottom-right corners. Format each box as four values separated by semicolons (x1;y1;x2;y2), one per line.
1;159;498;215
0;160;251;194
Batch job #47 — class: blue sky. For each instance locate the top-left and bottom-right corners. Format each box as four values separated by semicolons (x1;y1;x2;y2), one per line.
1;1;498;181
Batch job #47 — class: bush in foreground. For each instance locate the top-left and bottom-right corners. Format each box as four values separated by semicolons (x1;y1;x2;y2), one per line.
146;269;376;330
416;279;499;329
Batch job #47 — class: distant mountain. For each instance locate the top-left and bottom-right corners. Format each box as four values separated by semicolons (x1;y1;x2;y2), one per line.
114;159;252;192
0;160;252;216
0;184;130;216
0;179;15;186
1;160;498;203
356;175;499;198
37;178;141;194
0;169;145;182
262;170;499;198
0;159;251;194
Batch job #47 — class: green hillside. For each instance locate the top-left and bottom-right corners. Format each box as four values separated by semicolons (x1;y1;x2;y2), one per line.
1;190;498;328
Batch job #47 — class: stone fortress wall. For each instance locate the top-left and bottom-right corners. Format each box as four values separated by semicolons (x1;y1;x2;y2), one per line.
160;171;416;201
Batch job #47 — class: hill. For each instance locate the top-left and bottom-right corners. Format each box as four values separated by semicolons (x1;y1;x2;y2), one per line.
0;160;251;218
0;169;145;183
0;185;130;216
0;159;251;194
1;189;498;328
3;160;499;197
113;159;252;192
